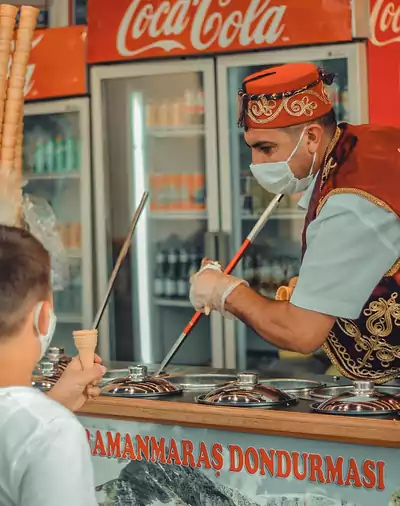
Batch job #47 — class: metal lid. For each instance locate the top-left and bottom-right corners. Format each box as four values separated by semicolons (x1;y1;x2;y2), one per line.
47;346;65;355
168;373;236;392
45;346;71;366
308;383;400;402
32;361;59;391
311;380;400;416
197;372;296;408
101;365;183;398
259;378;325;397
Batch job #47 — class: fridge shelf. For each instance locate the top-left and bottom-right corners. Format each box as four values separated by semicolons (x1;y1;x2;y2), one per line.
241;210;305;221
67;249;81;259
148;127;205;138
149;210;207;220
57;313;83;324
24;171;80;181
154;298;192;308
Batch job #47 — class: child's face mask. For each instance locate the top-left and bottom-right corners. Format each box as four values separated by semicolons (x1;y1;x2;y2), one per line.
34;302;57;359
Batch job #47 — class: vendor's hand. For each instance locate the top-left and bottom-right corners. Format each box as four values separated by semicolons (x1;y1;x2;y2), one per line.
47;355;106;412
189;258;248;317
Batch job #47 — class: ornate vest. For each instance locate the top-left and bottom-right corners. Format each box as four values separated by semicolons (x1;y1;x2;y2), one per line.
302;123;400;384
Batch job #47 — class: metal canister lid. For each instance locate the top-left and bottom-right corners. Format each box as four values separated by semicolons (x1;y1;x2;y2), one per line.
101;365;183;398
197;372;296;408
311;380;400;416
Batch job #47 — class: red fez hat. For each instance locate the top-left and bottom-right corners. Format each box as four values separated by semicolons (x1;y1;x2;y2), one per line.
238;63;334;129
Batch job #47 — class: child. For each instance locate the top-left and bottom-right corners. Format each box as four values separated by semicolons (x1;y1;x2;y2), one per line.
0;225;105;506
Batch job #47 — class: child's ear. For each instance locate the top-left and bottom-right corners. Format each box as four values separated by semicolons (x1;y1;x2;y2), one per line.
36;301;51;335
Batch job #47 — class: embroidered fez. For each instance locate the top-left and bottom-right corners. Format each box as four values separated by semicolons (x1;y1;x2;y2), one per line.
238;62;334;129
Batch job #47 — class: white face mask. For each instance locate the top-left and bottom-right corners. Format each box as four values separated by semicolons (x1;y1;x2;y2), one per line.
34;302;57;360
249;127;317;195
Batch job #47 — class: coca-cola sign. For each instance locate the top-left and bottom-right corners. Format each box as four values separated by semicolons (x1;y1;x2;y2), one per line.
24;25;87;101
87;0;353;63
370;0;400;46
368;0;400;126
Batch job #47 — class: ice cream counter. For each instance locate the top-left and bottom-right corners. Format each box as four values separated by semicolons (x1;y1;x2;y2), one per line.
75;365;400;506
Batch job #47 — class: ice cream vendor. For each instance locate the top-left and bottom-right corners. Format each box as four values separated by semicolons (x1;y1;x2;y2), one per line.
189;63;400;384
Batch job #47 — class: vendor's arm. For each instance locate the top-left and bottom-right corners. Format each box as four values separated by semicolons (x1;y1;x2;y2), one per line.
191;194;400;353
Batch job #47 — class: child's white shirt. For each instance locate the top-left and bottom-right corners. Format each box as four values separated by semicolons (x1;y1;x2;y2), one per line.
0;386;97;506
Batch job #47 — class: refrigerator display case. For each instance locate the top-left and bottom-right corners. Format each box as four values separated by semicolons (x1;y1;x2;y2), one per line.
91;60;223;366
23;97;93;356
216;43;369;371
90;41;369;369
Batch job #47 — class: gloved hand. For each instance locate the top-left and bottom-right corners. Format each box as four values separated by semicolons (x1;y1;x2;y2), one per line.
189;259;248;318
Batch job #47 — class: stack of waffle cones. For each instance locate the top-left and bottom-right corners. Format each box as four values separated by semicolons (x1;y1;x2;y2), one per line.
0;5;38;225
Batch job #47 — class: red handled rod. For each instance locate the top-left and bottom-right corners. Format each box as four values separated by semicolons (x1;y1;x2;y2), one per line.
155;193;284;376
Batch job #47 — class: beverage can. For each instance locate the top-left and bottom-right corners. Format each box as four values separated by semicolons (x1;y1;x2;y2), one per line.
192;173;206;210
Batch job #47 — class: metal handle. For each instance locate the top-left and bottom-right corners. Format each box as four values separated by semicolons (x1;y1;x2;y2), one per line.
217;231;230;272
204;231;218;260
92;191;149;330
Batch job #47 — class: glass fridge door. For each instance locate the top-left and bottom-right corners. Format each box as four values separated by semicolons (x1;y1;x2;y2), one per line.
217;43;368;371
23;98;93;356
91;59;222;367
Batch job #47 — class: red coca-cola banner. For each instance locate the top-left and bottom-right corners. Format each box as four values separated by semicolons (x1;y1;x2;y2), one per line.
87;0;353;64
368;0;400;126
25;25;87;101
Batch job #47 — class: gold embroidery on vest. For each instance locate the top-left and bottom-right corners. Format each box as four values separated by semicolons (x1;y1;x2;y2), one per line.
319;127;341;190
386;258;400;277
364;292;400;338
322;310;400;384
316;188;394;216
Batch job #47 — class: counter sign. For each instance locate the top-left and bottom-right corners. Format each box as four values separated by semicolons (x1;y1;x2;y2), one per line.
87;429;386;491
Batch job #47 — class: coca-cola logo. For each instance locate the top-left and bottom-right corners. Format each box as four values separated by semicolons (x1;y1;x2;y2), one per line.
370;0;400;46
116;0;287;57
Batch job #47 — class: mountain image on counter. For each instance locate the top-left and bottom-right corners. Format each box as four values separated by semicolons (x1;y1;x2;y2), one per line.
95;456;359;506
96;456;260;506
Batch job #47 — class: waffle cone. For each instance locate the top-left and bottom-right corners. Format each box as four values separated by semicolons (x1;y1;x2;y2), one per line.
1;146;15;160
18;6;39;29
2;132;17;147
1;25;14;39
0;12;15;136
7;87;23;101
3;110;23;128
9;62;26;79
275;285;294;302
15;31;33;45
12;51;29;66
73;329;98;370
288;276;298;288
11;75;25;90
0;40;11;52
0;159;13;170
0;5;18;17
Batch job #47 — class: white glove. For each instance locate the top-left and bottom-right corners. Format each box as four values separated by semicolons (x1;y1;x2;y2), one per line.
189;261;248;318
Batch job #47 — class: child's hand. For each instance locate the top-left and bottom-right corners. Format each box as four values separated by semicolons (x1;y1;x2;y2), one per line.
47;355;106;411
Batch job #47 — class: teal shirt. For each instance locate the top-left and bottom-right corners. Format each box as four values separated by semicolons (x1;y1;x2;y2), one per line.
290;176;400;319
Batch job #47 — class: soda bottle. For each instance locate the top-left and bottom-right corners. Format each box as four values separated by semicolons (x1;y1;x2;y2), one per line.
154;248;166;297
177;248;189;298
54;136;65;173
164;249;178;298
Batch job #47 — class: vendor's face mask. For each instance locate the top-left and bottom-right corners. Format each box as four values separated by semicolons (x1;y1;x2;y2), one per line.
250;127;316;195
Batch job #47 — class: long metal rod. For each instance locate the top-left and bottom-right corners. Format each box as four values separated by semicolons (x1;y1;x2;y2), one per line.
155;193;284;376
92;191;149;330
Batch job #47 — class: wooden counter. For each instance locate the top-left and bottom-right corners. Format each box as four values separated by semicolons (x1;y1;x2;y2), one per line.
78;395;400;448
